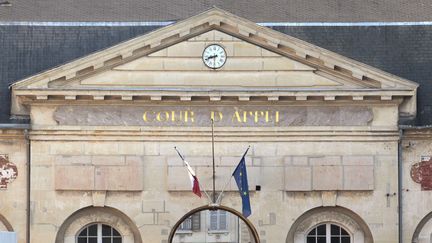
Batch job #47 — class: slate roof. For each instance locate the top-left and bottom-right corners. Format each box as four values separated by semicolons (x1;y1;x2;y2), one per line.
2;24;432;125
1;0;432;22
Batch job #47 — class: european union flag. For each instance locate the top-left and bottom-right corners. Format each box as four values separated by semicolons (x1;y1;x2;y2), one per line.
232;155;251;217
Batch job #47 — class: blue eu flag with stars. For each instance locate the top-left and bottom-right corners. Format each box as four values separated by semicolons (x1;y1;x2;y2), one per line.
232;155;251;217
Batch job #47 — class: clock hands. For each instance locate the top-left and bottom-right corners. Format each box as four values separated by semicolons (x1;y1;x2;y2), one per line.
205;54;219;68
205;54;218;61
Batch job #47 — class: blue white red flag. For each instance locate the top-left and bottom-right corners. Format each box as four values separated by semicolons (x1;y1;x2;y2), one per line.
183;159;202;198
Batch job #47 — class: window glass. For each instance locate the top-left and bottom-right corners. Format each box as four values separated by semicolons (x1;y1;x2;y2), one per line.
341;237;350;243
191;212;201;231
341;227;349;236
102;238;111;243
113;229;121;237
331;237;340;243
210;211;218;230
102;224;111;235
78;228;87;237
219;211;227;230
307;238;315;243
317;225;326;235
308;228;316;235
331;224;340;235
178;212;201;231
209;210;228;231
317;237;326;243
178;216;193;231
88;225;97;236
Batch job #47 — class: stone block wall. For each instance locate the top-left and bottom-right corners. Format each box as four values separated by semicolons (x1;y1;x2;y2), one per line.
28;138;398;243
0;130;27;243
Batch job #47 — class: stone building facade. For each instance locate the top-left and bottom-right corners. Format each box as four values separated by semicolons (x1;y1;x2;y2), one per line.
1;8;432;243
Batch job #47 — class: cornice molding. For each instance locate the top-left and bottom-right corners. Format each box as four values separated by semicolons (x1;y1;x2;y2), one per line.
28;126;399;142
0;129;26;139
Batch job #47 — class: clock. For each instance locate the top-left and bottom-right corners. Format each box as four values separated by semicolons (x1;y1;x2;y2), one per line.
202;44;227;69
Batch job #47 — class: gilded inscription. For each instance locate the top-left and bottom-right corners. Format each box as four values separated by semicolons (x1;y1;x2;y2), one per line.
230;111;279;123
141;110;280;124
53;106;373;127
143;111;195;123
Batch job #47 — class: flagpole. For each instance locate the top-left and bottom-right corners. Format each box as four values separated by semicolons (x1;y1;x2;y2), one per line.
215;172;233;204
174;146;213;203
216;145;251;204
199;183;213;203
211;118;216;204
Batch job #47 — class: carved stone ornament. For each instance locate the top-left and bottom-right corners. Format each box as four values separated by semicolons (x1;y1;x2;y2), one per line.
411;157;432;190
0;155;18;189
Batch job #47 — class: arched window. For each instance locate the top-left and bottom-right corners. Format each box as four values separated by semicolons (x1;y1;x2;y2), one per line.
287;207;373;243
306;223;350;243
77;223;122;243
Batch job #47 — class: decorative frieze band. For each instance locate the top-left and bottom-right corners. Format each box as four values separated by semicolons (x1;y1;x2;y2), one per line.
53;105;373;127
15;91;402;103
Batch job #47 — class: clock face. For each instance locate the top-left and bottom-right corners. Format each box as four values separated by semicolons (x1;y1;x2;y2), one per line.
202;44;227;69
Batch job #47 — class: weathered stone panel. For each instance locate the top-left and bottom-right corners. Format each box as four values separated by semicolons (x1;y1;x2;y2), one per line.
55;165;95;190
285;166;312;191
343;165;374;190
312;165;343;190
53;142;144;191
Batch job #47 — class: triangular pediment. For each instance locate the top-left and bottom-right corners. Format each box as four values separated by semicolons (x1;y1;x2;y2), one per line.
11;8;418;116
71;30;348;90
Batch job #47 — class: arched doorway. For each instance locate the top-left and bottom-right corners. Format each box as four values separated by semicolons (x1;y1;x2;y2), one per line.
412;211;432;243
0;214;15;243
0;213;13;232
286;206;373;243
168;205;260;243
55;206;142;243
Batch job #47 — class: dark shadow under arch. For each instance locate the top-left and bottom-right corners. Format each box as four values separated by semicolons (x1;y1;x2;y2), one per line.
286;206;373;243
412;211;432;243
168;205;260;243
0;213;13;231
55;206;142;243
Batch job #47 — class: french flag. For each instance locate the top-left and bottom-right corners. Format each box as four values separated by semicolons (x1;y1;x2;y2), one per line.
183;160;202;198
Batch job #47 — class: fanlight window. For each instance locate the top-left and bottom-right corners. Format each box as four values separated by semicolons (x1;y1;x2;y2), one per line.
307;223;350;243
77;223;122;243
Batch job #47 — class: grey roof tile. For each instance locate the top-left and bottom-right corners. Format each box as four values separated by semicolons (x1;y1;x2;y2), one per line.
1;1;432;22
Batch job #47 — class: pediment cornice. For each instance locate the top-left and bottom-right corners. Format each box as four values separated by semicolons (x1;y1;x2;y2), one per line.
10;7;418;116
